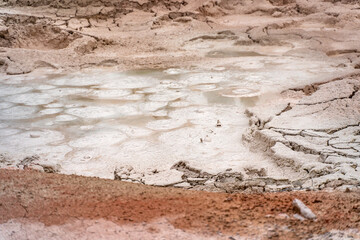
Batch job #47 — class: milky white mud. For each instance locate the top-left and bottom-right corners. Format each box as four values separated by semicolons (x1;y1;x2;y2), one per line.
0;48;356;191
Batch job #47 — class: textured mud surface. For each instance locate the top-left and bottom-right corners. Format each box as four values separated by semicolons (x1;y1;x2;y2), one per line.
0;0;360;238
0;64;353;191
1;169;360;240
244;75;360;191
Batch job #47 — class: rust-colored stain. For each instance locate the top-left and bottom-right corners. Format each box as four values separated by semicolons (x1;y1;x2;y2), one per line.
1;169;360;239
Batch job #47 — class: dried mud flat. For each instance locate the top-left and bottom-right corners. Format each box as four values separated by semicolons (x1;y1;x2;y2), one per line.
1;0;360;239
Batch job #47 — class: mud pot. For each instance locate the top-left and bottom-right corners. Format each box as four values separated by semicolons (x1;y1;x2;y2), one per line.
0;48;355;191
1;0;360;238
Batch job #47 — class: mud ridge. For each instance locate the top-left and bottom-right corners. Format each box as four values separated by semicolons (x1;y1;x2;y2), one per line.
244;75;360;191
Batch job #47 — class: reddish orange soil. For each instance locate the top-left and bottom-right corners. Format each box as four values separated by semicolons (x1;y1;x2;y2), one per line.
1;169;360;239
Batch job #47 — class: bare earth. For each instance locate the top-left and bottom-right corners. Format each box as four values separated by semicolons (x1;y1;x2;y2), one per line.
1;169;360;239
1;0;360;239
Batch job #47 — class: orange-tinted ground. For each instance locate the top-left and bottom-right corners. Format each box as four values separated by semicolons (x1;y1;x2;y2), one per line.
1;169;359;239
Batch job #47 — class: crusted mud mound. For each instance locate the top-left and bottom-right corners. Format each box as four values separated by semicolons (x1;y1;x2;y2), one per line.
0;16;81;49
2;0;189;12
244;75;360;191
0;0;359;74
1;169;360;239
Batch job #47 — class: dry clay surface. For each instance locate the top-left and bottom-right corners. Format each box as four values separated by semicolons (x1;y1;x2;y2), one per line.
1;0;360;73
242;75;360;191
0;1;360;190
1;169;360;240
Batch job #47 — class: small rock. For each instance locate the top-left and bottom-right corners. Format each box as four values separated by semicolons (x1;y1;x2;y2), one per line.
41;163;60;173
216;120;222;127
187;177;207;185
30;134;40;138
276;213;290;220
18;155;39;168
27;164;44;172
292;180;303;188
173;182;191;188
293;198;317;219
303;84;318;95
204;179;215;186
293;214;306;221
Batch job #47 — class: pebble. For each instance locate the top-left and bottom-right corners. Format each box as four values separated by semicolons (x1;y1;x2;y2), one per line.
293;214;306;221
293;198;317;219
216;120;222;127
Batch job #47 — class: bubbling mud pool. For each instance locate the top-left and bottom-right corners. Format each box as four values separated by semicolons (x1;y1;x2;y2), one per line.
0;53;353;186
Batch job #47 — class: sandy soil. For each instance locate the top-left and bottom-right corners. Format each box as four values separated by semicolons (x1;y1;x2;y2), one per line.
1;169;360;239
